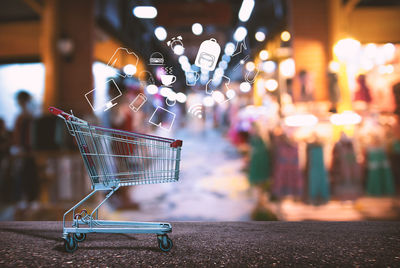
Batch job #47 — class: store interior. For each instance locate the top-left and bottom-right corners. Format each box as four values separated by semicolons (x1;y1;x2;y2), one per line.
0;0;400;221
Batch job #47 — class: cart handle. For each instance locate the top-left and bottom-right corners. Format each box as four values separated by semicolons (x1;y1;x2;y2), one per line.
49;107;71;120
170;140;183;148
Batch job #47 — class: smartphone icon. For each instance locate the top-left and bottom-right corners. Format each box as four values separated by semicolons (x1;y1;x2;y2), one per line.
129;93;147;112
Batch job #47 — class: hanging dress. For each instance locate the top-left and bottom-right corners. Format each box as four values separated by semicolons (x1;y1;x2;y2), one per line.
354;74;372;103
388;140;400;194
307;143;330;204
248;135;271;185
272;137;303;198
331;139;362;200
366;147;395;196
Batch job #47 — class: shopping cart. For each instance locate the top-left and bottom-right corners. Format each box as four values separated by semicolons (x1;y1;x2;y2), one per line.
49;107;183;253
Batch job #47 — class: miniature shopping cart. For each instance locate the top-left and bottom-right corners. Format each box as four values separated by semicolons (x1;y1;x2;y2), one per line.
49;107;182;253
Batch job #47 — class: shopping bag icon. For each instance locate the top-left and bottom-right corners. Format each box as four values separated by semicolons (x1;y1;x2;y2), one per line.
195;38;221;71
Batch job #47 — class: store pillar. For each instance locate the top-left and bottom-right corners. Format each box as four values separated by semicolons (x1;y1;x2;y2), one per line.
41;0;94;116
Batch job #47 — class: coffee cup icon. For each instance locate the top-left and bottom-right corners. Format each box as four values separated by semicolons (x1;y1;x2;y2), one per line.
161;74;177;87
185;71;200;86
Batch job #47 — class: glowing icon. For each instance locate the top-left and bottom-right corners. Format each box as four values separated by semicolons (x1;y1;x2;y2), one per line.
85;79;122;112
107;47;139;78
233;55;250;72
185;71;200;86
206;75;231;95
195;38;221;71
138;71;155;88
167;36;185;55
232;39;247;57
149;52;165;65
161;74;176;87
149;106;176;132
205;75;235;104
188;103;203;119
245;68;259;84
129;93;147;112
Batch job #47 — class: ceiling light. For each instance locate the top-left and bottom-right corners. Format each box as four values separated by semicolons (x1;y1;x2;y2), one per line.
133;6;157;19
192;23;203;35
179;55;189;65
245;61;255;72
238;0;255;22
255;31;266;42
146;85;158;95
333;38;360;62
285;114;318;127
329;61;340;73
212;91;225;103
173;45;184;55
224;42;236;56
240;82;251;93
259;50;269;61
123;64;137;76
203;96;215;107
154;26;167;41
226;89;236;99
233;26;247;42
262;61;276;73
176;92;187;103
330;111;362;125
279;58;295;78
265;79;278;92
280;31;291;42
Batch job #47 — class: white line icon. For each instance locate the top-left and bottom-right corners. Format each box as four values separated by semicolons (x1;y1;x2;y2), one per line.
148;106;176;132
107;47;139;78
138;71;155;88
185;71;200;86
85;79;122;112
167;36;185;55
195;38;221;71
245;68;260;84
205;75;235;104
188;103;203;118
233;55;250;72
129;93;147;112
149;52;165;65
232;39;247;57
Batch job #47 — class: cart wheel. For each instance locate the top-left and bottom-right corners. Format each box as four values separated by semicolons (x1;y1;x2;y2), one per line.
73;233;86;242
158;235;173;252
64;235;78;253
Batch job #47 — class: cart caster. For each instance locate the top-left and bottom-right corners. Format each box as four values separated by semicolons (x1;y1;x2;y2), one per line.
157;235;173;252
73;233;86;242
64;235;78;253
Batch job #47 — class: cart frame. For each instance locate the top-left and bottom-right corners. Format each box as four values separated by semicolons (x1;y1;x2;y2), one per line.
49;107;182;252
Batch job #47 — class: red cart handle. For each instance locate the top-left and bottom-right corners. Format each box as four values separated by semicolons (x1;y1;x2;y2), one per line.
49;107;70;120
170;140;183;148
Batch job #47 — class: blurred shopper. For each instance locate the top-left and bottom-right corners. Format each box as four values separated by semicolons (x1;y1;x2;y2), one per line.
0;118;11;201
11;90;39;209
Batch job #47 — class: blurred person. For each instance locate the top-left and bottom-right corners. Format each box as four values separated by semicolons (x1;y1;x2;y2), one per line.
11;90;39;209
0;118;11;202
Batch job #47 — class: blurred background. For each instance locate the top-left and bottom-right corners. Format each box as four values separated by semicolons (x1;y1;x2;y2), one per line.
0;0;400;222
